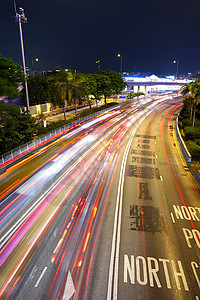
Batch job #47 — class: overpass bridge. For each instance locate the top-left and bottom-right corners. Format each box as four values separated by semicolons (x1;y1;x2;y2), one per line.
123;74;191;93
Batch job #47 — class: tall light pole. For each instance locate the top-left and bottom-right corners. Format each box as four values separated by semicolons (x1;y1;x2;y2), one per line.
95;59;101;71
117;53;122;75
15;5;29;111
173;60;179;78
32;58;39;75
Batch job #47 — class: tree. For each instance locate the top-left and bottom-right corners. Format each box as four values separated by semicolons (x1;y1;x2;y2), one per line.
26;75;50;105
54;69;70;120
181;79;200;127
88;74;102;106
90;70;125;105
191;80;200;127
68;72;89;116
0;53;24;99
0;101;36;155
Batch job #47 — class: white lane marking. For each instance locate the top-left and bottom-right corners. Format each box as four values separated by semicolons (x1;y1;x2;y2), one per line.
63;271;75;300
160;175;163;181
170;213;175;223
35;267;48;287
155;141;156;144
156;155;158;159
53;239;62;254
107;110;153;300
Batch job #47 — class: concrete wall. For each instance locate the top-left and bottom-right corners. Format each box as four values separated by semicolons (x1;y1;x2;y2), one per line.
29;102;53;116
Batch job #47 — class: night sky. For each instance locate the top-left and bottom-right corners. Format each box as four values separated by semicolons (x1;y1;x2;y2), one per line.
1;0;200;75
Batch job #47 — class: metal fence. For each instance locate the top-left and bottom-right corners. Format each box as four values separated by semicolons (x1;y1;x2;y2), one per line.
0;105;119;166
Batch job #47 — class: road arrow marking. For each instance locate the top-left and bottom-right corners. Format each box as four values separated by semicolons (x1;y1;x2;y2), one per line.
63;271;75;300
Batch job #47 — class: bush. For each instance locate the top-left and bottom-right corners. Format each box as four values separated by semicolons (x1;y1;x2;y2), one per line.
188;142;200;161
182;118;192;127
178;120;182;129
36;117;78;136
36;102;118;137
184;126;200;140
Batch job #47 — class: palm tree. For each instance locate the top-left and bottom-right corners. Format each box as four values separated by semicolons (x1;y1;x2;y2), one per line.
181;82;194;122
68;72;87;116
191;79;200;127
55;69;69;120
181;79;200;127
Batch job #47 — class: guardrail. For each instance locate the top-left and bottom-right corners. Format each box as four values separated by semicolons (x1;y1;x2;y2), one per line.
175;117;192;163
0;104;120;166
195;170;200;186
175;115;200;187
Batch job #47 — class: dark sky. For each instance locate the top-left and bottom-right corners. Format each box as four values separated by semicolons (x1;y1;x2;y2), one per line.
1;0;200;75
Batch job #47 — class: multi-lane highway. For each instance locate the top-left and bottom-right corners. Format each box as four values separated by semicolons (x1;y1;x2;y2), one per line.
0;94;200;300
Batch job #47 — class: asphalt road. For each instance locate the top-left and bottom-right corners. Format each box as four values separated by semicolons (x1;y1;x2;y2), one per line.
87;96;200;300
1;94;199;300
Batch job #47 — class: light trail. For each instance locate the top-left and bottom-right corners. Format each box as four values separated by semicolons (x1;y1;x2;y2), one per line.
0;94;176;299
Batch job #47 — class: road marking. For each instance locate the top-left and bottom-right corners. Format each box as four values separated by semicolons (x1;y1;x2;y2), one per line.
155;141;156;144
53;239;61;254
124;254;189;291
35;267;48;288
63;271;75;300
183;228;200;249
160;175;163;181
107;123;139;300
53;243;59;254
156;154;157;159
173;205;200;221
191;262;200;289
107;111;153;300
170;213;175;223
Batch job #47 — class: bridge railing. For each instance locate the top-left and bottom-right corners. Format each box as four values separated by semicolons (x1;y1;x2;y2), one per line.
0;105;120;166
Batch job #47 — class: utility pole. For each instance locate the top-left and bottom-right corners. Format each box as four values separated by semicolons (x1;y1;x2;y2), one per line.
15;4;29;111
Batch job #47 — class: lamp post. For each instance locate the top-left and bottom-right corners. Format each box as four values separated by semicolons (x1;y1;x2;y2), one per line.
173;60;179;78
117;53;122;75
32;58;39;75
15;7;29;111
95;60;101;71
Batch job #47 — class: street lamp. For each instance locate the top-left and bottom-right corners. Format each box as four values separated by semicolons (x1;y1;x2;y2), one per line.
95;60;101;71
32;58;39;75
173;60;179;78
117;53;122;75
15;6;29;111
